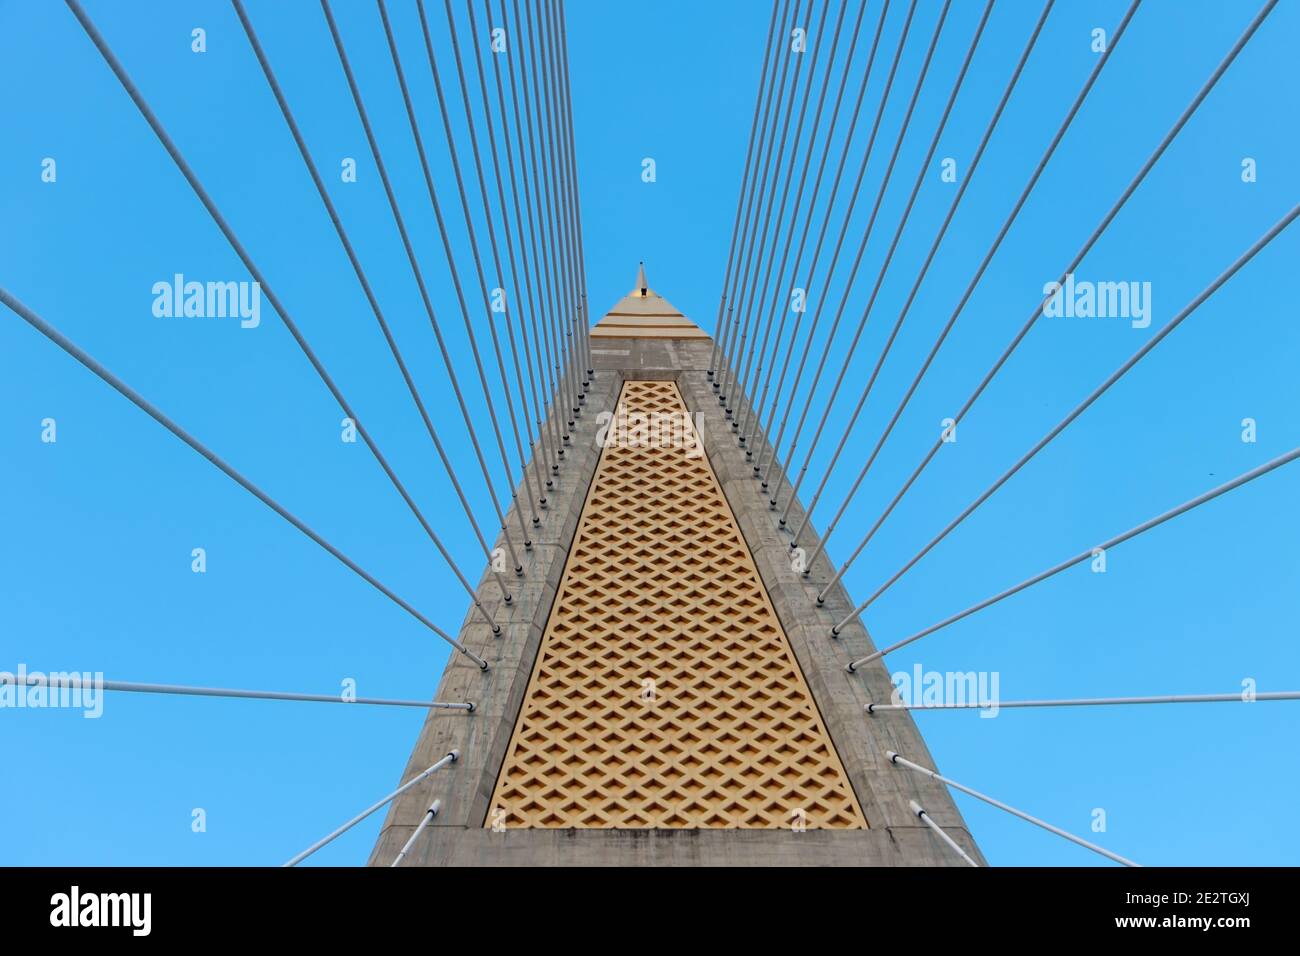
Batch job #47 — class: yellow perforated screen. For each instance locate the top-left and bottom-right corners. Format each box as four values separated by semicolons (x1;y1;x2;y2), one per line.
486;380;866;828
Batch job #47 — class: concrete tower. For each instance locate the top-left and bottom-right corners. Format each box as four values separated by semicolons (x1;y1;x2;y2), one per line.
369;267;984;866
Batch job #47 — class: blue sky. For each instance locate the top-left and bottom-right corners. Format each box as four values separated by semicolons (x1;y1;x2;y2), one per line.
1;0;1297;866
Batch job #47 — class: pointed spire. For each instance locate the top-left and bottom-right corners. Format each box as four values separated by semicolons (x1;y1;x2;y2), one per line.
593;265;706;339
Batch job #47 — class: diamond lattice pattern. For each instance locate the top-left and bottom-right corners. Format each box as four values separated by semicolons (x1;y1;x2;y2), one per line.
486;380;867;828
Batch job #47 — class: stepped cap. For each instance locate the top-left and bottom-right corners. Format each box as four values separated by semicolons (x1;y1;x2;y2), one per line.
591;262;707;340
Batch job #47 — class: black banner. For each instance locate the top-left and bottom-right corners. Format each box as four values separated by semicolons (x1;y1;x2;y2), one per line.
0;865;1280;942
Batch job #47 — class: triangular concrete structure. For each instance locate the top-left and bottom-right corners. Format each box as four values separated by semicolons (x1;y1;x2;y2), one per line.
369;268;983;866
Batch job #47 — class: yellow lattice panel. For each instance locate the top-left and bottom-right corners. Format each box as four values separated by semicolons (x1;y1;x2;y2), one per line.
487;380;866;829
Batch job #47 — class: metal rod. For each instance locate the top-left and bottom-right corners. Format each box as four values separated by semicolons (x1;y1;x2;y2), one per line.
539;0;584;426
64;0;511;622
446;0;551;518
727;0;829;436
748;0;868;463
518;0;578;438
800;0;1054;577
708;0;783;376
813;0;1142;597
231;0;514;607
786;0;992;546
889;752;1139;867
380;0;535;556
0;287;488;671
284;751;458;867
468;0;557;493
719;0;813;410
755;0;891;492
777;0;951;527
763;0;917;511
716;0;798;402
5;674;474;711
391;800;442;867
419;0;543;532
713;0;793;395
498;0;566;468
525;0;578;431
734;0;843;443
844;447;1300;660
318;0;526;578
909;800;978;867
844;199;1300;611
551;0;594;390
868;691;1300;712
817;0;1278;587
554;2;594;382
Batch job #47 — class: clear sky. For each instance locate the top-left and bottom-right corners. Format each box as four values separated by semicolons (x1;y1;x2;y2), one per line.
2;0;1297;867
